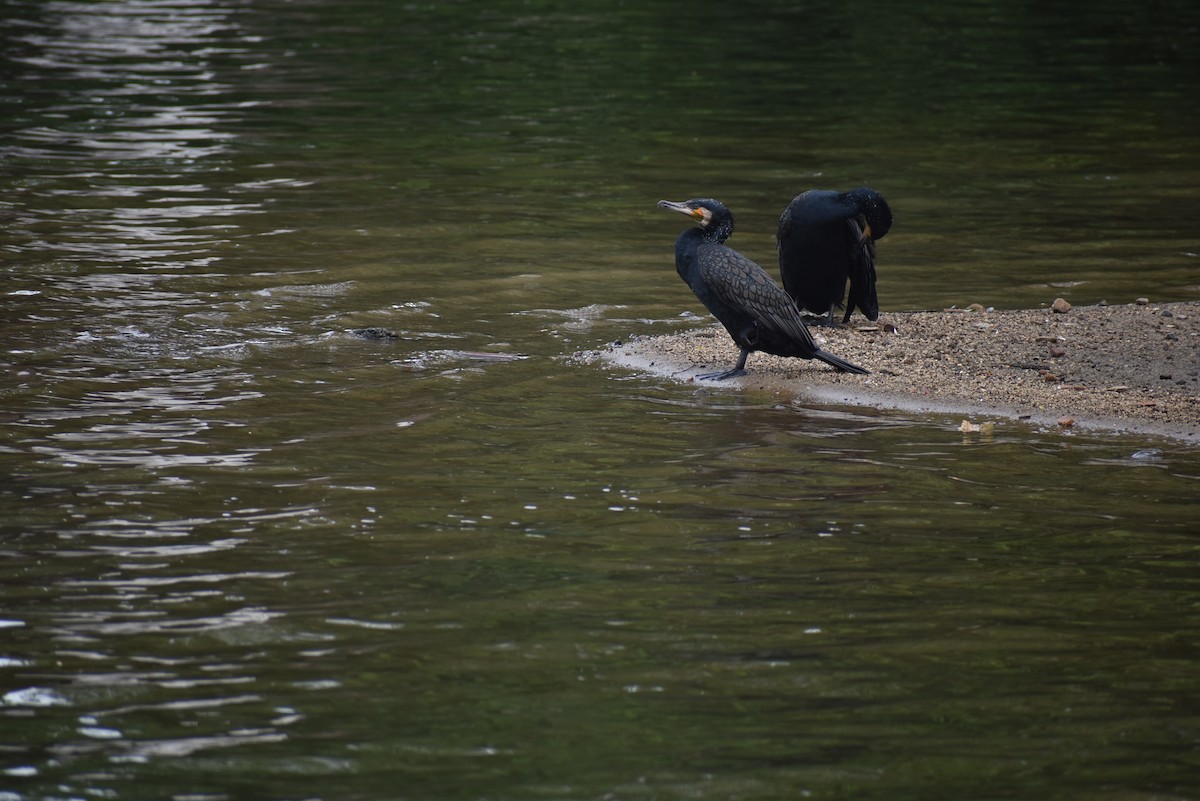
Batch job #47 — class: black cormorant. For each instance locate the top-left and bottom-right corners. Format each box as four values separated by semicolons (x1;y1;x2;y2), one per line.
777;187;892;326
658;198;868;380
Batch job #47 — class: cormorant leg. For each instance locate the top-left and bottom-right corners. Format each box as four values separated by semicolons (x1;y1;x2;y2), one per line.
697;348;749;381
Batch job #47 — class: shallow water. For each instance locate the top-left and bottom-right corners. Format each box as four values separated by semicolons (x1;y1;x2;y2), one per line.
3;1;1200;799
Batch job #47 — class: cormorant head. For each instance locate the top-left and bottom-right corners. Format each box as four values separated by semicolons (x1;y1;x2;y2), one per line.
847;187;892;241
657;198;735;243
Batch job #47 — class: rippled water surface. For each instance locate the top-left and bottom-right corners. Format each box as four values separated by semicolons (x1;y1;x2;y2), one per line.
3;1;1200;799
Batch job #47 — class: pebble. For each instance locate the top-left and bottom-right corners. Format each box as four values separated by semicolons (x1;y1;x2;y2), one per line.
1051;298;1072;314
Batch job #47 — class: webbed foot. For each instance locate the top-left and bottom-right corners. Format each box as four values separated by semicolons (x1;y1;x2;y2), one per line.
696;367;747;381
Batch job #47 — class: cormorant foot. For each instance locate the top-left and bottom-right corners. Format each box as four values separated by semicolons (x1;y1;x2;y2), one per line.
796;316;838;328
800;311;842;328
696;367;747;381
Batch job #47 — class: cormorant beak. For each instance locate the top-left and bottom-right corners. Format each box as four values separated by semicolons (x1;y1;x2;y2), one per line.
857;221;873;246
657;200;708;224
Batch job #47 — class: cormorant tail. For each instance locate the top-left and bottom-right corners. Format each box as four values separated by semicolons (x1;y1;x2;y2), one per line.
813;349;869;375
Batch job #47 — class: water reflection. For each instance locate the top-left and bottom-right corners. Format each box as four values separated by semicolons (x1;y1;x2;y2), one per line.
3;0;263;274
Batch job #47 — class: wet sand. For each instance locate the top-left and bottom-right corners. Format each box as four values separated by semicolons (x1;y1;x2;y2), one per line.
580;300;1200;442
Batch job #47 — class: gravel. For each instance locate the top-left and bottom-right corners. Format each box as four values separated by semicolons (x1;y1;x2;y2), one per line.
581;300;1200;441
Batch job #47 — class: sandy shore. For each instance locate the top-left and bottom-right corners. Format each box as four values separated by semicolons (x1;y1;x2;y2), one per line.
580;300;1200;442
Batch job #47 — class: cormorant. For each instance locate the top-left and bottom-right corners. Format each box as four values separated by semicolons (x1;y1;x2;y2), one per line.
777;187;892;326
657;198;869;380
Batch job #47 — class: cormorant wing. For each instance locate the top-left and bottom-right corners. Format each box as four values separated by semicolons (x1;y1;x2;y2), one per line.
701;246;818;350
843;217;879;323
776;208;795;255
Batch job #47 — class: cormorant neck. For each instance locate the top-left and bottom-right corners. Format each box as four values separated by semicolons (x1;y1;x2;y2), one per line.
701;219;733;245
846;187;892;239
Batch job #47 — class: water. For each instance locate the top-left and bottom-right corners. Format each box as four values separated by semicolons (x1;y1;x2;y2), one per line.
3;1;1200;799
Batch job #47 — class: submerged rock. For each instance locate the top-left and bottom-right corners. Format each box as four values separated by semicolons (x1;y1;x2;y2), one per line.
350;327;400;340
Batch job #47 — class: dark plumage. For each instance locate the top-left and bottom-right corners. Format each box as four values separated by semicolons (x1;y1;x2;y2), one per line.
777;187;892;326
657;198;868;380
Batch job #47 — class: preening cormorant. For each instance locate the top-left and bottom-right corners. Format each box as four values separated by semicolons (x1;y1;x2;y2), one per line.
657;198;868;380
777;187;892;326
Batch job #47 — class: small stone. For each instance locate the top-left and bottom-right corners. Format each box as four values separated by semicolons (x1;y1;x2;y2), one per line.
1136;297;1150;305
1160;374;1173;380
967;303;986;312
1057;416;1075;428
1051;298;1072;314
1050;346;1066;357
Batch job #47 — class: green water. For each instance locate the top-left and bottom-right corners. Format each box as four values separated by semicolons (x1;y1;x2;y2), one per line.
3;1;1200;799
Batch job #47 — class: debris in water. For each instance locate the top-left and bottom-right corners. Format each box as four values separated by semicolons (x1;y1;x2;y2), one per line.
455;351;528;362
350;327;399;340
959;420;995;435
